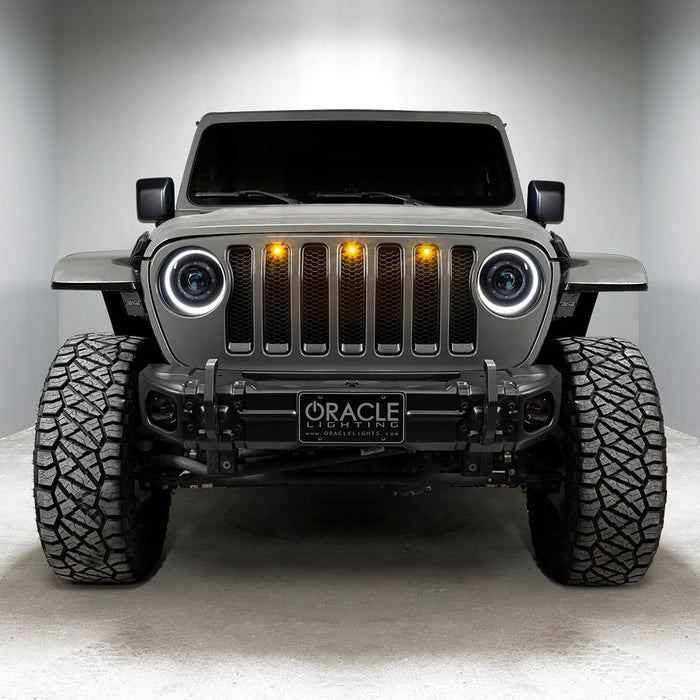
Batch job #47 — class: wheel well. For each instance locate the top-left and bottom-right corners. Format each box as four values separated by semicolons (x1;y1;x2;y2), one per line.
539;291;597;359
102;290;161;357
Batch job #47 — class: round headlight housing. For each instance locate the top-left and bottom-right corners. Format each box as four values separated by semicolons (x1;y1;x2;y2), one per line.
478;248;542;317
159;248;226;316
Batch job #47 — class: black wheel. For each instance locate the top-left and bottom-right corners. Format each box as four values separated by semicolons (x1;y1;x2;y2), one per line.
34;334;170;583
527;337;667;586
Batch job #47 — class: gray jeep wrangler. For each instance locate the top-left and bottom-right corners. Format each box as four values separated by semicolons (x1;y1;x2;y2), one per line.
34;111;666;585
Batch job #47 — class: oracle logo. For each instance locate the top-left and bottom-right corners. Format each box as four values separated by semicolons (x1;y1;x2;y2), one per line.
304;400;401;424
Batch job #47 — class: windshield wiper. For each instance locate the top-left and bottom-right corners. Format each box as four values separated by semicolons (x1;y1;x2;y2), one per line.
194;190;299;204
300;191;426;205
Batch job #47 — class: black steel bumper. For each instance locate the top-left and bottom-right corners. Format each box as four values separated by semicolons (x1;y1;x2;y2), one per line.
139;363;561;455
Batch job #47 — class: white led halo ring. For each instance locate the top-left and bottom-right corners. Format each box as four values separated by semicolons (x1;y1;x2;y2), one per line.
477;247;542;317
160;248;227;317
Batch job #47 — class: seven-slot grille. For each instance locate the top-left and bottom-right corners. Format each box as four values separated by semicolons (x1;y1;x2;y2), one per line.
225;242;476;358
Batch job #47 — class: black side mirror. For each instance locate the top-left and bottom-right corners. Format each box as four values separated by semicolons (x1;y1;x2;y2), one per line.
527;180;565;226
136;177;175;224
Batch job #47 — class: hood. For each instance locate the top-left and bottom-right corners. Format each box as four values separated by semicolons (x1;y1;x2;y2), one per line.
145;203;556;257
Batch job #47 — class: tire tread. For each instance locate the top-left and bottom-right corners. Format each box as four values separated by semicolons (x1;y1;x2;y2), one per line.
33;333;169;583
528;337;667;586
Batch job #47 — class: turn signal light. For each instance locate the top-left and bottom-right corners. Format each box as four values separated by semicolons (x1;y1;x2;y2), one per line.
417;245;436;259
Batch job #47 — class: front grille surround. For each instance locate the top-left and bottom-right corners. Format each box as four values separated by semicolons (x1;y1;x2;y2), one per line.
150;233;555;372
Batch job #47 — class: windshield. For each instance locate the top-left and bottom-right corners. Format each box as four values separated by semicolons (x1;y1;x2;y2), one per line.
188;120;515;208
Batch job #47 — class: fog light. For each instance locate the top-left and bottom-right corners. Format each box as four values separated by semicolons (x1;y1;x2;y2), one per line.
524;394;554;432
148;393;177;431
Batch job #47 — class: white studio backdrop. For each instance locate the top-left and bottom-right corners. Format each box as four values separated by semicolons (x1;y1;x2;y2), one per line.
0;0;57;436
640;0;700;437
1;0;697;437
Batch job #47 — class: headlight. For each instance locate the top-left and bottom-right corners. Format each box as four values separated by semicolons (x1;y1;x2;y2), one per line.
159;248;226;316
477;248;542;317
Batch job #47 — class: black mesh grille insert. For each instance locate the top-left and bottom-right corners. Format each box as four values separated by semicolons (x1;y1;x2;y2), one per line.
375;245;403;354
226;246;253;353
449;247;476;353
301;244;329;354
412;246;440;354
226;240;474;360
338;244;366;354
263;244;291;353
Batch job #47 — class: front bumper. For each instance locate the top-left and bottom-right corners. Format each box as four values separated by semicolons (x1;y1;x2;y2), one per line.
139;363;561;456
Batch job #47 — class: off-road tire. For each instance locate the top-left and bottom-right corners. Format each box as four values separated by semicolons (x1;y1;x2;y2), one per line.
34;334;170;583
527;337;666;586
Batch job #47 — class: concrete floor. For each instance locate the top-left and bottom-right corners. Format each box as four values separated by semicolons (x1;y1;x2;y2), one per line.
1;428;698;699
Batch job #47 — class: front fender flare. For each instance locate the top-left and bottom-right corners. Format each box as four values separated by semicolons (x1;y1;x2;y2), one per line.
51;250;137;291
563;253;647;292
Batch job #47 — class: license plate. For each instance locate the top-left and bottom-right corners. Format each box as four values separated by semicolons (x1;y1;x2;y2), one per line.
298;393;405;444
